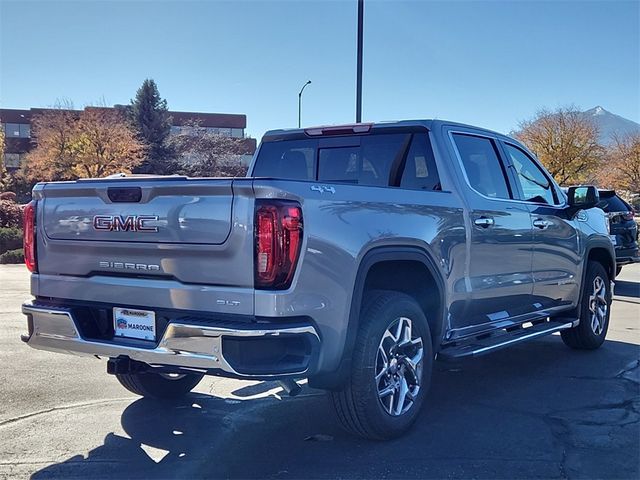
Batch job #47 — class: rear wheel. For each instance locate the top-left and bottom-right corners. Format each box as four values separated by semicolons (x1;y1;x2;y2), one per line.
331;290;433;440
115;371;204;399
561;261;612;350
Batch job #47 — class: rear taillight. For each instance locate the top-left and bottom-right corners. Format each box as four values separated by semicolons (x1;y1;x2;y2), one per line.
609;211;635;223
255;200;303;290
23;201;37;273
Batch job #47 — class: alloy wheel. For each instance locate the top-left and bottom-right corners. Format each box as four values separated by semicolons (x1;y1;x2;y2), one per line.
375;317;424;417
589;276;608;336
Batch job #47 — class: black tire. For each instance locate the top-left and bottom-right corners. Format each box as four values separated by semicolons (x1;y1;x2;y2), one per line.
331;290;433;440
115;371;204;399
561;261;612;350
616;265;623;277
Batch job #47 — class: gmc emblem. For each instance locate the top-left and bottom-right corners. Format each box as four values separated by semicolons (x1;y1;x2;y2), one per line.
93;215;159;232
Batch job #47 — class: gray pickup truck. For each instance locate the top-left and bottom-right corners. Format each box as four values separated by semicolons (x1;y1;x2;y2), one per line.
21;120;615;439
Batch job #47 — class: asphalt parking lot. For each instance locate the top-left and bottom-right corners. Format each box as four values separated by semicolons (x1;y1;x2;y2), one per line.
0;264;638;479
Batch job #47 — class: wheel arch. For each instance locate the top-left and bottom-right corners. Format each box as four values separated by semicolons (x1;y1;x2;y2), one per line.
561;243;614;350
585;243;616;282
309;246;446;390
569;242;616;315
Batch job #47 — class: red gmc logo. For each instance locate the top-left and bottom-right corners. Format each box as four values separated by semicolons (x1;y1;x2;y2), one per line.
93;215;159;232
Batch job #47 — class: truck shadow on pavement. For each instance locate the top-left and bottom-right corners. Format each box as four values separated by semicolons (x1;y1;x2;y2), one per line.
31;338;640;480
614;280;640;298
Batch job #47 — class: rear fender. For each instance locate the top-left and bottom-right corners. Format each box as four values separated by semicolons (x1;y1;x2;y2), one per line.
309;246;445;390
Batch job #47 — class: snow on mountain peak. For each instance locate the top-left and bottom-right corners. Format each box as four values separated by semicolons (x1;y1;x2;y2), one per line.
581;106;640;144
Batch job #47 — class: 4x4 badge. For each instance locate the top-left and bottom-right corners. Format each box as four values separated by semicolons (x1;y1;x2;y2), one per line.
311;185;336;194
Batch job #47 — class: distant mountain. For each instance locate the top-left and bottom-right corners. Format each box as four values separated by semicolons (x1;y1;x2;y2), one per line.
581;106;640;145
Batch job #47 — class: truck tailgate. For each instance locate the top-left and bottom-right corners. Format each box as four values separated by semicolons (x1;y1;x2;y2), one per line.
36;177;255;288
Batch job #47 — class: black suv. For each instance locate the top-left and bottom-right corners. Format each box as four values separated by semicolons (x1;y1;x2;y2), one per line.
599;190;639;275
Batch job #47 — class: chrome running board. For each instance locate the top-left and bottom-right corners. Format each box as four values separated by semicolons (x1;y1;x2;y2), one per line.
438;320;575;360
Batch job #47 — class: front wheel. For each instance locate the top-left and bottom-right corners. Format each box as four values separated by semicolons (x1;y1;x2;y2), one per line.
561;261;612;350
115;371;204;399
331;290;433;440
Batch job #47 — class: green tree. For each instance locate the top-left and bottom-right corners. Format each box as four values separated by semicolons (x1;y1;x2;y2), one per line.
130;79;173;174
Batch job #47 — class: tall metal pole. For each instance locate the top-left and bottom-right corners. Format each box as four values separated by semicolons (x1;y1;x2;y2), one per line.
356;0;364;123
298;80;312;128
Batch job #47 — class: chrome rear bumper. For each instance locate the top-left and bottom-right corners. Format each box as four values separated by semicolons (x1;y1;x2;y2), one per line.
22;303;320;378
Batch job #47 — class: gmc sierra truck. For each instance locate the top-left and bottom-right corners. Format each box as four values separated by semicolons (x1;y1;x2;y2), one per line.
21;120;615;439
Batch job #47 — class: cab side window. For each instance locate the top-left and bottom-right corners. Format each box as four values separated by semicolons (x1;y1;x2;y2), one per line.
504;144;558;205
400;134;441;191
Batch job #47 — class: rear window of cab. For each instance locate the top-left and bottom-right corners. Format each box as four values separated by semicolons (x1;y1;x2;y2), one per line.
252;133;441;191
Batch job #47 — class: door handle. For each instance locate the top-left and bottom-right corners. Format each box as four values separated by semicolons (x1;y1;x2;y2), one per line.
474;217;495;228
533;219;552;229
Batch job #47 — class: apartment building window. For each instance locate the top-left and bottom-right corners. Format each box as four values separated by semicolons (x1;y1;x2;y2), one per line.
3;123;30;138
205;127;232;136
169;125;242;138
3;153;22;168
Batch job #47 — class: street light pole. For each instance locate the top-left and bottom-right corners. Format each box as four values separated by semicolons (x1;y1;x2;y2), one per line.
298;80;312;128
356;0;364;123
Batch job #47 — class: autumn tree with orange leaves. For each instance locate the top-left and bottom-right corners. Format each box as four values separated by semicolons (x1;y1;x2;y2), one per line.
25;106;144;181
516;107;604;185
597;133;640;194
71;107;144;178
23;106;78;181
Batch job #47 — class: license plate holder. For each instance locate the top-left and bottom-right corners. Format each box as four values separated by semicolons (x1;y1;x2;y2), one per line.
113;307;156;341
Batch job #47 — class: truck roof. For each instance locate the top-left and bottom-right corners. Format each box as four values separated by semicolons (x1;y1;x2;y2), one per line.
262;119;510;142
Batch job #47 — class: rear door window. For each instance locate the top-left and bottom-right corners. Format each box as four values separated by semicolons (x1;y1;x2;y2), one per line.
452;133;511;199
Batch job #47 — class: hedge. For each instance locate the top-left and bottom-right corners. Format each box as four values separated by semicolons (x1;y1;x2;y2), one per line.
0;227;22;254
0;200;23;228
0;248;24;264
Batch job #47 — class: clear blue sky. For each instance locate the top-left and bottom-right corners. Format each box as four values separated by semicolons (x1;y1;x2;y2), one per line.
1;0;638;141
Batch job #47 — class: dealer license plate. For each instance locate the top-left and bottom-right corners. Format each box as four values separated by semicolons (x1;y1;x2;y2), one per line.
113;307;156;341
